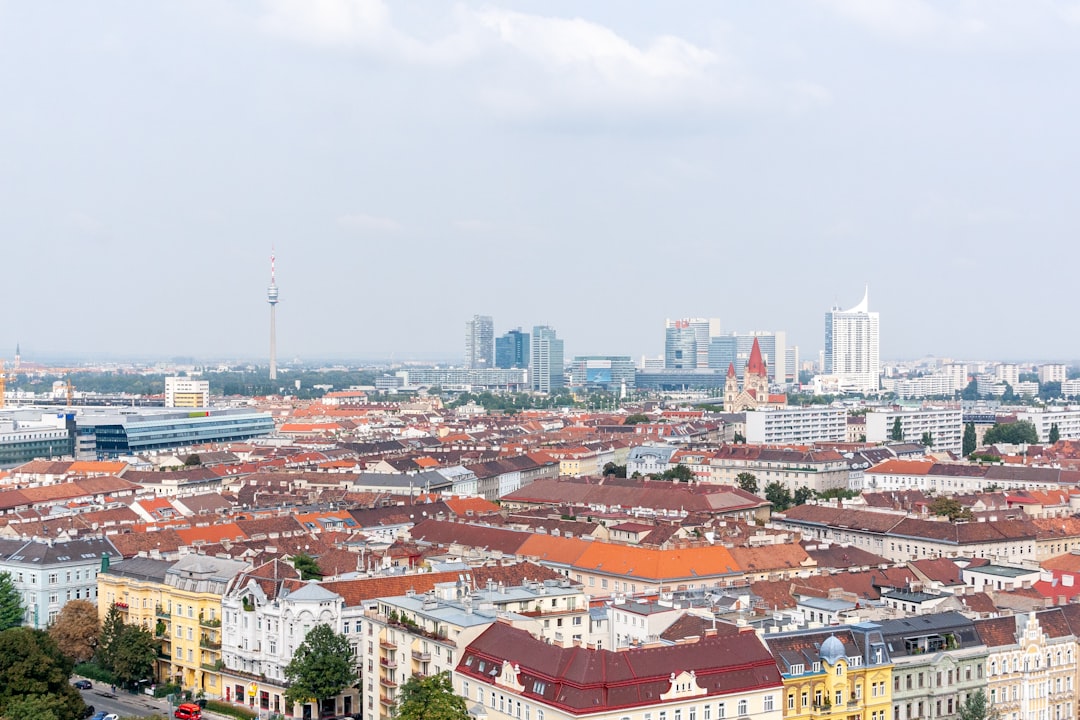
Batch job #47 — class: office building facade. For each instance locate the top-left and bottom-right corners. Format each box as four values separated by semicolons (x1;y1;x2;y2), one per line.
495;328;530;369
164;377;210;408
74;408;274;459
531;326;565;393
568;356;636;391
465;315;495;369
824;287;880;393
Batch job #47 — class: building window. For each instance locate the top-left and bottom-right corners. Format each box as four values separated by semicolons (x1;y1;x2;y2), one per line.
764;696;774;713
738;700;747;716
718;704;726;719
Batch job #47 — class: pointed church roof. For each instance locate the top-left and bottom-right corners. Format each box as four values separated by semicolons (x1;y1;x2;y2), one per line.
727;363;737;378
746;338;767;377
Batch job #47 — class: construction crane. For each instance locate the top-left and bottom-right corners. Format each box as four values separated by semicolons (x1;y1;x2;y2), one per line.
66;377;74;406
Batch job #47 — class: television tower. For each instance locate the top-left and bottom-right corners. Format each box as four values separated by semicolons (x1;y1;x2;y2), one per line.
268;250;279;381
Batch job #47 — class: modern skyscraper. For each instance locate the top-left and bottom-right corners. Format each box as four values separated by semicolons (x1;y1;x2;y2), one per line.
665;322;697;369
665;318;719;368
465;315;495;369
824;286;880;393
531;325;565;393
267;251;279;381
495;329;530;369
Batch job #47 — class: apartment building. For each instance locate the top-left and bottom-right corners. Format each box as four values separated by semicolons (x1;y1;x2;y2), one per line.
880;613;988;720
763;623;893;720
864;408;963;454
744;408;847;445
457;622;784;720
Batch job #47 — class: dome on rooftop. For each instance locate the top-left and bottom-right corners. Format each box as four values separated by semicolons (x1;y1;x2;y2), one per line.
820;635;845;665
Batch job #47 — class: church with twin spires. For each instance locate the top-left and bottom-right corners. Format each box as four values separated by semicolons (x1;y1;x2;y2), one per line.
723;337;787;412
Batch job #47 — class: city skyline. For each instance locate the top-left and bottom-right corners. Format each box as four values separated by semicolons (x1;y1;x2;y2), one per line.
2;3;1079;362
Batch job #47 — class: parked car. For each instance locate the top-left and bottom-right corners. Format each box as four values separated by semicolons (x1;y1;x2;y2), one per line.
81;705;95;719
73;680;93;690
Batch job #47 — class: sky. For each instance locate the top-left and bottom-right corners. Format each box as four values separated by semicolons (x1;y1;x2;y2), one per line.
2;1;1079;365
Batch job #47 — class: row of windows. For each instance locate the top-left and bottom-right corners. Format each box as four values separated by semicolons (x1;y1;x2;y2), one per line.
895;664;982;691
990;650;1074;675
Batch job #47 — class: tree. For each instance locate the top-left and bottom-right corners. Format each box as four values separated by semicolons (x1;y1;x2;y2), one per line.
890;417;904;442
736;472;758;494
920;431;934;449
48;599;99;664
764;482;793;511
110;625;157;688
95;604;124;671
0;627;87;720
659;464;694;482
0;573;22;631
960;379;980;401
1049;423;1061;444
395;671;468;720
963;422;977;457
183;454;202;466
793;486;814;506
929;496;972;522
291;553;323;581
623;414;650;425
601;462;627;478
733;431;746;444
958;690;998;720
983;421;1039;446
284;624;355;713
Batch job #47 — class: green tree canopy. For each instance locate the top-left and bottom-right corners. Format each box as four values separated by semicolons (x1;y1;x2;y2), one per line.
95;603;124;670
291;553;323;581
0;627;86;720
395;671;468;720
601;462;627;478
623;413;651;425
983;421;1039;446
963;423;977;457
764;482;793;512
736;472;758;494
920;431;935;449
958;689;998;720
0;573;22;631
929;496;973;522
890;417;904;442
1049;423;1061;444
48;599;99;664
110;625;157;688
284;624;355;710
658;464;694;482
793;486;814;506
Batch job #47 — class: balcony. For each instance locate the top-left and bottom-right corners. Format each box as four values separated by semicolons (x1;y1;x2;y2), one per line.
155;606;171;618
380;695;395;707
411;650;431;662
379;640;396;650
200;637;222;650
199;616;222;628
380;657;397;669
380;676;398;688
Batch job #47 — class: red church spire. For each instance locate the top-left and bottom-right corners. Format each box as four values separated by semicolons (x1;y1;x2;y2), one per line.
746;337;767;377
727;362;737;378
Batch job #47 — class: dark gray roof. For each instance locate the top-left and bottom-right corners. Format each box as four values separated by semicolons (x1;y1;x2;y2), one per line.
0;537;120;566
104;556;174;582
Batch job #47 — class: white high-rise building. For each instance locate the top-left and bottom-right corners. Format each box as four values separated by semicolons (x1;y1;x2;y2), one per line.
824;287;880;393
531;325;564;393
465;315;495;369
164;376;210;408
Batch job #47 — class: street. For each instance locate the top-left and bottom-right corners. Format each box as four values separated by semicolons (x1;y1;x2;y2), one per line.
76;683;172;719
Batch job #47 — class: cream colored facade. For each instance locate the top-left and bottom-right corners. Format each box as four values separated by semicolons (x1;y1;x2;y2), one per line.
985;613;1076;720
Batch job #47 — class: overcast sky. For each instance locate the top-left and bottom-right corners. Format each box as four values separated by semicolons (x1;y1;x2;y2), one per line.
2;1;1079;365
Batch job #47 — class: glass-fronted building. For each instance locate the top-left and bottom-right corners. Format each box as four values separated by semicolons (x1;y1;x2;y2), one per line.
74;408;274;458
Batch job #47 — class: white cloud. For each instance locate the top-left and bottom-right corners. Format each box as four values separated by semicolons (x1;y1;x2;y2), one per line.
337;212;401;234
254;1;791;119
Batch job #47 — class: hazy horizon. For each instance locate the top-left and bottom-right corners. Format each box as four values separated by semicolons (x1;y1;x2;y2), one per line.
3;2;1079;363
